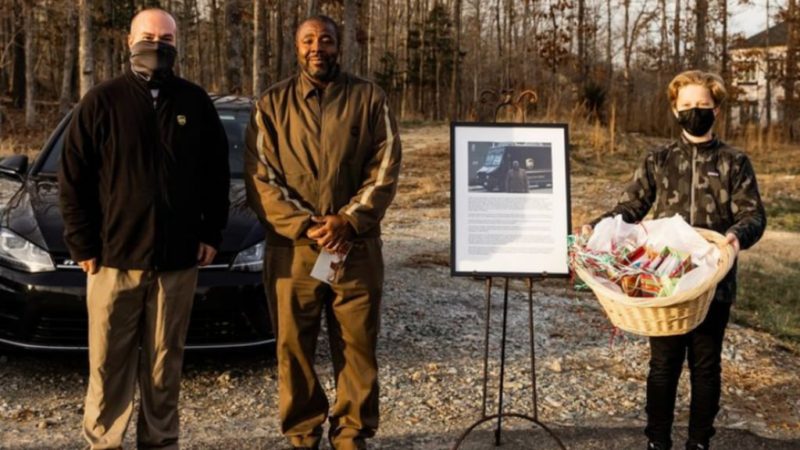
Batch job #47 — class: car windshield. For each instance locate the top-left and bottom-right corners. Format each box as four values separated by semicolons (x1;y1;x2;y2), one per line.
484;150;504;167
36;108;250;179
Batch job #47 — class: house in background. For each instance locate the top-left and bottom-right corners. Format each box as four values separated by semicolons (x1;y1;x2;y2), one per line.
730;22;789;129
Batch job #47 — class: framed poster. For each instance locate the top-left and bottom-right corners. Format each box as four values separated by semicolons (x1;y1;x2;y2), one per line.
450;122;572;277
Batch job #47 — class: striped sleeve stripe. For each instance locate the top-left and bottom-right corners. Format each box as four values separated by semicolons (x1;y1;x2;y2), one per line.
346;103;395;216
255;108;314;215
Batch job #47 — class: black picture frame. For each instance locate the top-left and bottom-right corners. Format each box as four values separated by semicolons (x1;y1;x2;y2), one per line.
450;122;572;277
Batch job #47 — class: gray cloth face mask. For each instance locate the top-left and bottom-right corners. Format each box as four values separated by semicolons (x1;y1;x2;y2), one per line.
130;40;177;87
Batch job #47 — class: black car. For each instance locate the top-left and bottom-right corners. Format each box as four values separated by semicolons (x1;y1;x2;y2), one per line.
0;96;273;350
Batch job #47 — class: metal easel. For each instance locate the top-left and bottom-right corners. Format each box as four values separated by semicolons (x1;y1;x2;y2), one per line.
452;90;565;449
451;276;566;449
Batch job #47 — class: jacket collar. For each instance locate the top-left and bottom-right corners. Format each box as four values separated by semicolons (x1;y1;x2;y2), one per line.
124;65;175;95
297;66;346;100
678;133;721;152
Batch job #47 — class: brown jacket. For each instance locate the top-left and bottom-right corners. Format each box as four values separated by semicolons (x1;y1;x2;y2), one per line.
244;70;402;246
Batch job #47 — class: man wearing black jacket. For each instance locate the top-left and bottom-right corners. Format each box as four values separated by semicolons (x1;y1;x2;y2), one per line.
58;8;229;449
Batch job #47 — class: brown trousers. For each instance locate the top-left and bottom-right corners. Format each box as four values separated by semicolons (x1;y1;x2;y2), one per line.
265;240;383;450
82;266;198;450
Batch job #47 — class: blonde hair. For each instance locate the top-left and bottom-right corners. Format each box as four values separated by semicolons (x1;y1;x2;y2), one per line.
667;70;727;107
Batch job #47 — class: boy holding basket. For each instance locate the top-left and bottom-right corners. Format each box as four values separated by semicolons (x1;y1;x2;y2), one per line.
584;70;767;450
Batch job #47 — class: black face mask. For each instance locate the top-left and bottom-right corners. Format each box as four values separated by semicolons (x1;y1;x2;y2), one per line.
676;107;716;137
130;40;177;87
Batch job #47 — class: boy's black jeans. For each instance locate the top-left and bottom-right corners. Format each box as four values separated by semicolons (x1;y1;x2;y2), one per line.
644;301;732;446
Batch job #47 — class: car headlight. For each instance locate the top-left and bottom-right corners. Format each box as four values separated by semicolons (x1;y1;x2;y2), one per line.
0;228;55;272
230;241;264;272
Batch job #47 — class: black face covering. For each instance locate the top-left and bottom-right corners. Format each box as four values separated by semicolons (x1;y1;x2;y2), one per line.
676;107;716;137
130;40;177;87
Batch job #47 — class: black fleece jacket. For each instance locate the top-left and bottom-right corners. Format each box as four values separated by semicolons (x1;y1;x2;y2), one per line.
58;68;230;271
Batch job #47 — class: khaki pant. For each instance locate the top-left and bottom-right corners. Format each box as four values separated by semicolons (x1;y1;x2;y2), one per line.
82;266;198;450
265;240;383;450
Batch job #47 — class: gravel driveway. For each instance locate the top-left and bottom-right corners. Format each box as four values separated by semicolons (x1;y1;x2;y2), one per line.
1;125;799;449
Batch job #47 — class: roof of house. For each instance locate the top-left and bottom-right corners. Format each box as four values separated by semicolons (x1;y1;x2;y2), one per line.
733;22;788;49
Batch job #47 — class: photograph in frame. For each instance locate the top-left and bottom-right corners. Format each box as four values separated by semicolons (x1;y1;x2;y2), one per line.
451;123;572;277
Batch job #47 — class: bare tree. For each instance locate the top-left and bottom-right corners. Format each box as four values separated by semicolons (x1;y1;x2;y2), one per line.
307;0;319;15
449;0;462;120
621;0;655;125
693;0;708;69
253;0;269;95
342;0;361;74
79;0;94;97
225;0;243;94
400;0;411;118
784;0;799;136
277;0;298;79
60;0;78;115
211;0;223;91
11;0;24;109
673;0;681;70
23;0;34;127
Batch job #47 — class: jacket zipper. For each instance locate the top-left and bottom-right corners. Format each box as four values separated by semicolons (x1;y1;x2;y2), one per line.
690;145;697;225
152;94;164;271
317;90;325;215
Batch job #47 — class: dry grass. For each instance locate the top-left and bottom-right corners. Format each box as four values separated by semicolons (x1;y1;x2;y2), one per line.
394;142;451;210
0;101;63;159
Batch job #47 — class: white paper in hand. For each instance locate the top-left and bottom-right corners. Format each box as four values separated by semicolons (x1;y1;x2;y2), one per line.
311;244;352;285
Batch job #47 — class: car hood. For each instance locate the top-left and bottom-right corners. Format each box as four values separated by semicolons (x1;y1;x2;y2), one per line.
2;178;264;262
476;166;499;175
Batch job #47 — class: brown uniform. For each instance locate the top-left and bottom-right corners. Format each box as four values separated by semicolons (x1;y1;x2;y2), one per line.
244;70;401;449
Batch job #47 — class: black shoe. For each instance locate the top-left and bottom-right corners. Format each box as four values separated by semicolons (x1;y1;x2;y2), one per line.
685;441;709;450
648;441;671;450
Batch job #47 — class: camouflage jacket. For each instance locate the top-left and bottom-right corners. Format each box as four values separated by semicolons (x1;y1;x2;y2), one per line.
592;136;767;303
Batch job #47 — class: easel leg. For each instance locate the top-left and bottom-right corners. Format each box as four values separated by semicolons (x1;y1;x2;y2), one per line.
528;277;539;421
494;277;510;446
482;277;493;418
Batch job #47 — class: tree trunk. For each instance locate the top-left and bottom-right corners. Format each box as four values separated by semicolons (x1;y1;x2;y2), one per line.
605;0;611;91
253;0;269;95
659;0;667;72
211;0;223;91
693;0;707;69
100;0;114;81
622;0;631;127
281;0;298;79
784;0;799;137
473;0;481;103
721;0;731;137
433;5;440;121
417;0;426;113
673;0;681;70
79;0;94;98
225;0;243;94
343;0;361;74
577;0;586;82
765;0;772;127
60;0;78;115
11;0;24;108
23;0;34;127
495;0;502;86
449;0;461;121
400;0;411;118
521;0;529;88
307;0;319;15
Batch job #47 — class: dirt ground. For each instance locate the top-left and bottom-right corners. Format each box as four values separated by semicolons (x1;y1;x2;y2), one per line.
1;123;799;450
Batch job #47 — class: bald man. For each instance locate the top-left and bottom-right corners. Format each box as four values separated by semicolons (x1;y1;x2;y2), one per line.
58;8;229;449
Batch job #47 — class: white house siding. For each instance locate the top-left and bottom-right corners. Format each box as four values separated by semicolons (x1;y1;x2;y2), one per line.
731;45;787;128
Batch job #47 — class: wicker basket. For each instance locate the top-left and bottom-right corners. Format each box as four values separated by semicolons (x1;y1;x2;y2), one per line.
574;228;736;337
